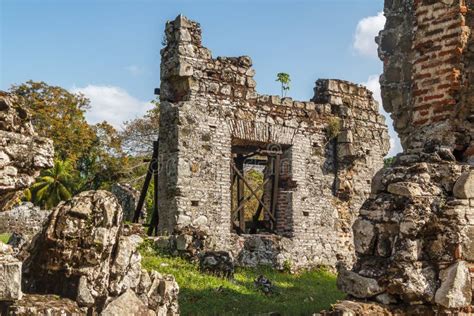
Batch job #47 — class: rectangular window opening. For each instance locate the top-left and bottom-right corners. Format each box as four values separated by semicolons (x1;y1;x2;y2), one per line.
230;139;293;235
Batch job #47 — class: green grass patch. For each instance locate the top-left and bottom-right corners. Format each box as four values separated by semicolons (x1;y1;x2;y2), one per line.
0;233;11;244
140;242;344;315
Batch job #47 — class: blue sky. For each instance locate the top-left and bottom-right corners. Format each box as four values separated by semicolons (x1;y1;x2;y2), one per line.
1;0;401;155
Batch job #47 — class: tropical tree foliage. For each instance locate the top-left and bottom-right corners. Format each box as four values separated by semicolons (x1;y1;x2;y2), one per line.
10;81;132;207
29;160;75;209
77;121;128;191
10;81;96;162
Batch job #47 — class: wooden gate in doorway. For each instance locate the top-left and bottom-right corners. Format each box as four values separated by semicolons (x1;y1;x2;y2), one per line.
230;145;281;234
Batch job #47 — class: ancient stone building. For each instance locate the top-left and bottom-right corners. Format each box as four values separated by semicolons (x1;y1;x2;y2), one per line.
157;15;390;268
331;0;474;314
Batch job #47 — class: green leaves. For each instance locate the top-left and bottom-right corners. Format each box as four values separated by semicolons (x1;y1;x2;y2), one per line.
10;81;95;163
29;159;75;209
276;72;291;85
275;72;291;97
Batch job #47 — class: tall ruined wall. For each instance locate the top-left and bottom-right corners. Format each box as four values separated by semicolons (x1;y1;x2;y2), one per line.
380;0;473;157
331;1;474;314
0;92;53;211
158;15;389;268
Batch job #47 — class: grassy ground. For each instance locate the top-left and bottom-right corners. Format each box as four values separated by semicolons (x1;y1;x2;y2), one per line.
0;233;11;244
140;243;344;316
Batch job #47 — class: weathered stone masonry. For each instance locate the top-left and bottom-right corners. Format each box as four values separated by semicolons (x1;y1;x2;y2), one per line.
329;0;474;314
380;0;474;156
158;15;390;268
0;92;53;211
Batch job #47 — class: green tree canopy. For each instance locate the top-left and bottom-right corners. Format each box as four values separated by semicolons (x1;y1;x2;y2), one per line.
10;81;96;162
10;81;131;206
121;98;160;156
78;121;129;191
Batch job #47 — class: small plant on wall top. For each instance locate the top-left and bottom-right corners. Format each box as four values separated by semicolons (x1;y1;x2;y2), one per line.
276;72;291;98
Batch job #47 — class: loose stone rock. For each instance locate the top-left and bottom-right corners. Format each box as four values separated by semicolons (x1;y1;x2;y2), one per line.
434;261;472;309
199;251;235;278
21;190;179;314
336;269;384;299
453;171;474;199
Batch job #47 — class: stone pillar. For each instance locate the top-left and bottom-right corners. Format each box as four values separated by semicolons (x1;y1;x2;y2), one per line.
331;1;474;314
379;0;473;158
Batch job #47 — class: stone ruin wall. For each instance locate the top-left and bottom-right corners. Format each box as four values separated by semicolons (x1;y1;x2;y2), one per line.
0;91;180;315
0;203;50;239
158;15;390;268
328;0;474;314
0;92;53;211
380;0;474;157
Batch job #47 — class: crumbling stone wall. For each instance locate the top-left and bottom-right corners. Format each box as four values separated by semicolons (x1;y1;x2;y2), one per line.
158;15;390;268
0;203;50;238
0;92;53;211
379;0;473;158
330;0;474;314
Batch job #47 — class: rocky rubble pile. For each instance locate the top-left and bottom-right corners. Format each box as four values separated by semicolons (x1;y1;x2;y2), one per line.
1;190;179;315
0;92;54;211
333;148;474;313
199;251;235;278
0;202;51;236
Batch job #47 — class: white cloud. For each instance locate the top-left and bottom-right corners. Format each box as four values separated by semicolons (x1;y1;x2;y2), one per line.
363;74;382;106
388;134;403;157
353;12;385;58
71;85;153;129
125;65;144;76
362;74;402;157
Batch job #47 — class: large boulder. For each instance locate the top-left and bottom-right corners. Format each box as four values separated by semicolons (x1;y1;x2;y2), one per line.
337;268;384;299
22;190;179;314
0;92;54;211
101;290;155;316
4;294;83;315
453;170;474;199
110;183;144;222
434;261;472;308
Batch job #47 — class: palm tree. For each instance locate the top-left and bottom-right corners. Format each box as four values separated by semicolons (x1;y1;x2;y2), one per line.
30;160;74;209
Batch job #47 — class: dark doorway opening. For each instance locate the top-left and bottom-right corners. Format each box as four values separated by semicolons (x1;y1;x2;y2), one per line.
230;139;290;235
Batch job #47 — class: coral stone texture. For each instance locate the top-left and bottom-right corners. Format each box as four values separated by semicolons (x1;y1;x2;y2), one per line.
20;190;179;315
111;183;144;222
157;15;390;269
379;0;474;156
0;92;54;211
0;242;22;302
331;0;474;314
0;202;51;239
